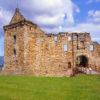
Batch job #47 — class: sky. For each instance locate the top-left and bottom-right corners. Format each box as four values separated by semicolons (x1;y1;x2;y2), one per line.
0;0;100;56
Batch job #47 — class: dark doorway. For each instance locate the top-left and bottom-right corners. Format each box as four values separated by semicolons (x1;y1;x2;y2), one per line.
76;55;88;67
68;62;71;68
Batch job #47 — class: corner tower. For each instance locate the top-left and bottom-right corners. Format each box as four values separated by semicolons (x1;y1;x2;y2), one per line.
3;8;26;74
3;8;43;74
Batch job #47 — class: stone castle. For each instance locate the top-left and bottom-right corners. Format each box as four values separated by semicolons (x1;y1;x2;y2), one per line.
3;8;100;76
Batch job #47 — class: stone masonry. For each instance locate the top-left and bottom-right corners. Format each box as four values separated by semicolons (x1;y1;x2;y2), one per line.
2;8;100;76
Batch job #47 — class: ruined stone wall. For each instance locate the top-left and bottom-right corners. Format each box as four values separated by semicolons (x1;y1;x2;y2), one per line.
3;22;100;76
31;32;96;76
91;43;100;71
4;23;100;76
40;33;71;76
19;31;74;76
75;33;92;65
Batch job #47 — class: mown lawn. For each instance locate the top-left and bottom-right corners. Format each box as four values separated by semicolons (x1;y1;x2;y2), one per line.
0;75;100;100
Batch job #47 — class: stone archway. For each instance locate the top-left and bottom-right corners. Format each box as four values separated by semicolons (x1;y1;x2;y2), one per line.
76;55;88;67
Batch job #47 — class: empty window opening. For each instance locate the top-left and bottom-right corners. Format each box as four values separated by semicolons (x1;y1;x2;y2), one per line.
73;35;78;41
76;55;88;67
30;26;32;30
54;36;57;42
68;62;71;68
78;41;85;49
63;44;68;52
81;41;85;49
13;49;16;55
68;36;71;41
89;44;94;51
13;35;16;44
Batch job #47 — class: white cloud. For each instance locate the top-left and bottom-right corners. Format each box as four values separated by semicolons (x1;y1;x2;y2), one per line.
88;10;94;16
44;23;100;33
88;10;100;23
33;14;64;27
0;0;80;28
22;0;79;26
0;7;12;25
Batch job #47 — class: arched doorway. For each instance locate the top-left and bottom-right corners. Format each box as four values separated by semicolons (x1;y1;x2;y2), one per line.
76;55;88;67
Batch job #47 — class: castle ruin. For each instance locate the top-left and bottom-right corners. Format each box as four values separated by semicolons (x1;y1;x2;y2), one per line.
3;8;100;76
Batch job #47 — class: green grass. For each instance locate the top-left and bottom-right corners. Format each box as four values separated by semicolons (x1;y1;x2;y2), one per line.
0;75;100;100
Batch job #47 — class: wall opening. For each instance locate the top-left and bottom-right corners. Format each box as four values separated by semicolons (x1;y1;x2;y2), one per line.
76;55;88;67
63;44;68;52
68;62;71;68
13;35;16;44
13;48;16;55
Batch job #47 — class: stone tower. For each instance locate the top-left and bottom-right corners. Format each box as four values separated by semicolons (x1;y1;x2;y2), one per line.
3;8;44;74
3;8;26;74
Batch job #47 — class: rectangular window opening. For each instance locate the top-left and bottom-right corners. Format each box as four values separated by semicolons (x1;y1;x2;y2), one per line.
13;48;16;55
63;44;68;52
54;36;58;42
13;35;16;44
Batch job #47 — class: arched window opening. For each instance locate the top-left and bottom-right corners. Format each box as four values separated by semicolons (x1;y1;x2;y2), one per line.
76;55;88;67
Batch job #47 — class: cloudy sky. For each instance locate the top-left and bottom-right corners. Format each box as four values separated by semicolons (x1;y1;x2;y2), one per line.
0;0;100;56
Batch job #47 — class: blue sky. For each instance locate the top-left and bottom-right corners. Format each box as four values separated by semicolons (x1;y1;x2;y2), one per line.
0;0;100;56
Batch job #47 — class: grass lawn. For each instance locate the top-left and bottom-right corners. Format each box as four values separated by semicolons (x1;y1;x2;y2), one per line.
0;75;100;100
